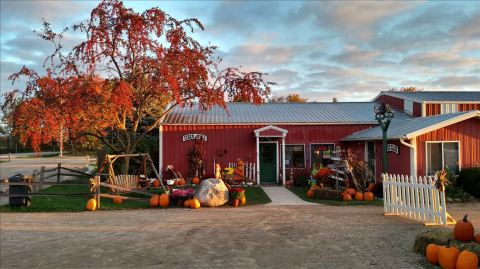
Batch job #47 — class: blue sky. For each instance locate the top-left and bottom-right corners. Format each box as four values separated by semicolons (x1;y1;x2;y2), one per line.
1;0;479;102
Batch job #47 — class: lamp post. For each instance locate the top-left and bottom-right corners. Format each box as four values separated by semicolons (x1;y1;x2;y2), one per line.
375;103;394;173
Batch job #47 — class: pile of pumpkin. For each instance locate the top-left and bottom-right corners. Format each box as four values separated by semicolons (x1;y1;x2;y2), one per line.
425;215;479;269
340;183;376;202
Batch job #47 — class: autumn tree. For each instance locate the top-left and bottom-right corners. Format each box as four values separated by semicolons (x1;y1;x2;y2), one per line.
269;93;307;103
4;0;272;171
389;87;422;92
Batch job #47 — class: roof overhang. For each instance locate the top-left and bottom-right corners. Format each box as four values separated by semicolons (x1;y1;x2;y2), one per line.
254;125;288;138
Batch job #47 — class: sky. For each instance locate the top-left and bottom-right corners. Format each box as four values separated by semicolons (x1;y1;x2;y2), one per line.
1;0;479;102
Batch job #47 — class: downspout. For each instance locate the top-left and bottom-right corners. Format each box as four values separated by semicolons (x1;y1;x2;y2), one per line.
400;138;417;177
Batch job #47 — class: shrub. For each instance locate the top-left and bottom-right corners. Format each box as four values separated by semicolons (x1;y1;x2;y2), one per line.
456;167;480;198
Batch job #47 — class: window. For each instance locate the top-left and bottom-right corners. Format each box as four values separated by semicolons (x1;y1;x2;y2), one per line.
426;142;460;175
404;100;413;115
310;144;335;169
285;145;305;168
441;103;457;114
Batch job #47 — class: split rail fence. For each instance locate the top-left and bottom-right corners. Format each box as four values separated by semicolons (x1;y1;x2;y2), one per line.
382;173;456;226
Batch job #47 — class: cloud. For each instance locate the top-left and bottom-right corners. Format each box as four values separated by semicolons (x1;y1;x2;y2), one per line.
432;76;480;88
330;45;381;66
401;51;478;70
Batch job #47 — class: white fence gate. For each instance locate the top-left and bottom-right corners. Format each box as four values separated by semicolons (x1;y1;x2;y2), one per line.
382;174;456;226
228;162;257;183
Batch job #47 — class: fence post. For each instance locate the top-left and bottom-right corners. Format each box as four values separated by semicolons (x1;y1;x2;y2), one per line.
40;166;45;183
57;163;61;183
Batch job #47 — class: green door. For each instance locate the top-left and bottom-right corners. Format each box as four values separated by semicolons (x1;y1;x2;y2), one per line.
260;143;277;183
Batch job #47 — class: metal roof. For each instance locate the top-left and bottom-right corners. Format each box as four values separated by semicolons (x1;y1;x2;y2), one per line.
161;102;412;125
375;91;480;102
342;110;480;141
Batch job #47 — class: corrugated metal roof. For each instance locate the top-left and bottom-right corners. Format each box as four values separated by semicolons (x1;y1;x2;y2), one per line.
343;110;480;141
376;91;480;102
161;102;412;125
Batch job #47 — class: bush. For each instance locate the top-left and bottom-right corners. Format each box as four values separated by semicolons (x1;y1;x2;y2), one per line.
294;175;310;186
457;167;480;198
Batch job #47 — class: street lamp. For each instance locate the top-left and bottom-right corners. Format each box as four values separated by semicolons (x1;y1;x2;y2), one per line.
375;103;394;173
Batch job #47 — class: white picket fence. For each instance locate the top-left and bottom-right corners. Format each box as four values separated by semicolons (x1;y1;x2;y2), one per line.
382;174;456;226
228;162;257;183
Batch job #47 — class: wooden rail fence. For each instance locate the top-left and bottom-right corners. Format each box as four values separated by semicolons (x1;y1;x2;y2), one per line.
382;173;456;226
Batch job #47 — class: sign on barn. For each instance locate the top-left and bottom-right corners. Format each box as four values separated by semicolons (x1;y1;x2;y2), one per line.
387;144;399;154
182;133;207;142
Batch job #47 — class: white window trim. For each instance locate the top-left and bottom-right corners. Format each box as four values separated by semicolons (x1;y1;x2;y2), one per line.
425;141;461;175
309;143;336;169
285;144;306;169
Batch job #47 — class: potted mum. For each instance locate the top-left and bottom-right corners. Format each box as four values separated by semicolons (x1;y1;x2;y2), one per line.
229;187;245;207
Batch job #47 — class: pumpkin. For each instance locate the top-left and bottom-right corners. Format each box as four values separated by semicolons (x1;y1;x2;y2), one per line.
150;195;159;207
426;243;441;265
192;177;200;185
342;193;352;201
112;197;123;204
190;198;201;209
354;192;364;201
307;189;315;198
475;234;480;244
363;191;374;201
345;188;356;196
456;250;478;269
178;178;186;186
367;183;375;192
453;214;475;242
240;196;246;206
86;198;97;211
438;239;460;269
184;199;191;207
153;180;160;188
159;193;169;207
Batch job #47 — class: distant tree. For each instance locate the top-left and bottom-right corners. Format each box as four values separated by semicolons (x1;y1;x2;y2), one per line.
332;97;338;103
268;96;287;103
4;0;272;172
389;87;422;92
269;93;307;103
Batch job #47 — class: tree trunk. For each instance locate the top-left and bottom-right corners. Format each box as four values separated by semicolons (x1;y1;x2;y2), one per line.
121;156;131;175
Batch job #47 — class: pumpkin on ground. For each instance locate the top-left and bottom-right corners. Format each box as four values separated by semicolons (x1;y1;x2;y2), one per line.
190;198;201;209
307;189;315;198
159;193;169;207
342;193;352;201
367;183;375;192
475;234;480;244
363;191;374;201
345;188;356;196
178;178;186;186
426;243;441;265
184;199;191;207
453;214;475;242
86;198;97;211
354;192;364;201
153;180;160;188
150;195;159;207
240;195;246;206
456;250;478;269
438;240;460;269
192;177;200;185
112;196;123;204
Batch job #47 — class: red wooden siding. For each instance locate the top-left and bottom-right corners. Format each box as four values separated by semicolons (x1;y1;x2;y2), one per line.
376;95;404;111
162;124;374;177
426;103;441;116
413;102;422;117
374;140;411;181
416;118;480;176
458;103;480;112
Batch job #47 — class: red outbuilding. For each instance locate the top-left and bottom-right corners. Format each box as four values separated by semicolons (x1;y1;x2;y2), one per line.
159;91;480;184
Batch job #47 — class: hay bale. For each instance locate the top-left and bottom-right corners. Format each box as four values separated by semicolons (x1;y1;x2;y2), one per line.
413;228;480;257
313;188;342;200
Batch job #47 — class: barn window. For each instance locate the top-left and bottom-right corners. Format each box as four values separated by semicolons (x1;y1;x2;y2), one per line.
310;144;335;169
285;145;305;168
426;142;460;175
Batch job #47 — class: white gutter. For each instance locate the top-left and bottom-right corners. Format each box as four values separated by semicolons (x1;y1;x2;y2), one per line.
400;138;417;177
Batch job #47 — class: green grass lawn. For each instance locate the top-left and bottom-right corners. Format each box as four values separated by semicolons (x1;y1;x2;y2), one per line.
0;180;271;212
287;186;383;206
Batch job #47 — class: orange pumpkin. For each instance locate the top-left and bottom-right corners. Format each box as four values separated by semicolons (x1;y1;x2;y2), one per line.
475;234;480;244
345;188;356;196
112;197;123;204
192;177;200;185
86;198;97;211
354;192;364;201
179;178;186;186
342;193;352;201
453;214;475;242
363;191;374;201
456;250;478;269
438;240;460;269
426;243;441;265
159;193;169;207
190;198;201;209
150;195;159;207
367;183;375;192
307;189;314;198
184;199;191;207
153;180;160;188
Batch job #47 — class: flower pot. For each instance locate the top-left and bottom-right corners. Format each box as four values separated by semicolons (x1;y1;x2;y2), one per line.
232;199;239;207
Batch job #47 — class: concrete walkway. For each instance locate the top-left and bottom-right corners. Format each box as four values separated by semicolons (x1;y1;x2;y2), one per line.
262;186;319;205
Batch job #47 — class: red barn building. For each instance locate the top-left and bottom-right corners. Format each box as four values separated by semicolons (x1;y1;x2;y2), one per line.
159;91;480;184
